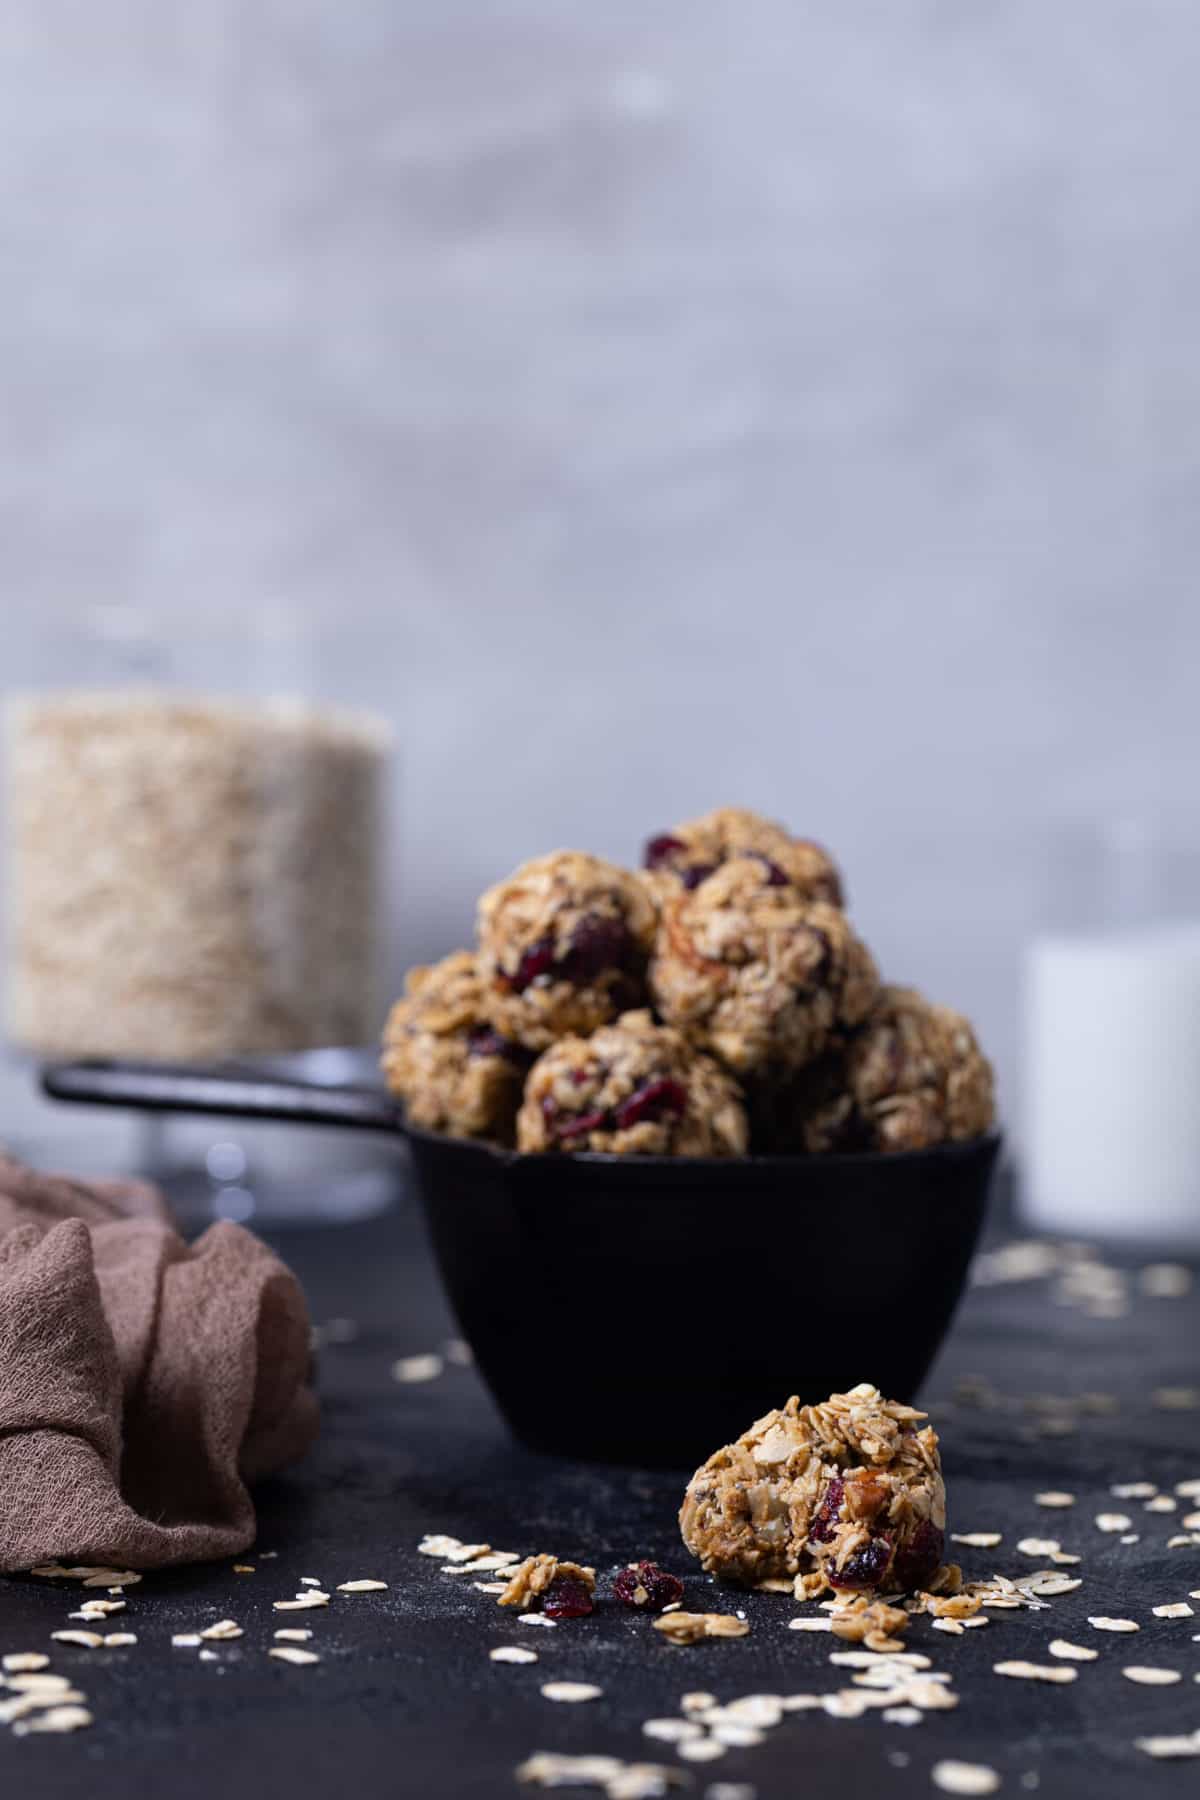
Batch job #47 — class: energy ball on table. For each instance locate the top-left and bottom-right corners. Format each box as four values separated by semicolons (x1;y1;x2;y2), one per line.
516;1009;748;1156
643;805;843;905
797;986;995;1153
679;1383;946;1595
381;951;531;1144
477;851;657;1051
649;857;878;1076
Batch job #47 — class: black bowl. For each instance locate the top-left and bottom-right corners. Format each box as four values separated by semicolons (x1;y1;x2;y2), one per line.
407;1126;1000;1467
38;1054;999;1468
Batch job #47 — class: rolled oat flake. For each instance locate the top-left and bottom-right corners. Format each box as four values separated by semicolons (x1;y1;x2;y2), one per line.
932;1761;1002;1796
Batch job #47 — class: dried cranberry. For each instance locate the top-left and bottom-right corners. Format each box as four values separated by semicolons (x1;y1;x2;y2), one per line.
892;1521;944;1594
612;1561;684;1611
553;1107;609;1141
680;862;717;890
613;1077;687;1131
643;834;687;870
808;1476;845;1544
467;1024;520;1061
829;1536;894;1591
509;937;555;992
561;916;633;982
542;1578;594;1620
748;851;789;886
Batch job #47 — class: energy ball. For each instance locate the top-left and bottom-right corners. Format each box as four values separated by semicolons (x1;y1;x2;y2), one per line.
797;986;995;1153
381;950;531;1143
477;851;658;1051
679;1383;946;1594
516;1009;748;1157
649;857;878;1076
643;805;843;905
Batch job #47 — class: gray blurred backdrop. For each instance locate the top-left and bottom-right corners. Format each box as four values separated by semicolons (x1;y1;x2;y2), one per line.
4;1;1200;1139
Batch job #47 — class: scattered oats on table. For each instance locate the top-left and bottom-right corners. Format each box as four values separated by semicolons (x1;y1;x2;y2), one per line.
199;1620;243;1641
275;1629;314;1643
1016;1537;1060;1557
1094;1513;1131;1532
1135;1733;1200;1759
642;1720;703;1744
653;1612;749;1646
498;1555;596;1611
50;1631;102;1649
337;1579;388;1593
1152;1602;1194;1618
1123;1666;1182;1685
1034;1492;1075;1508
787;1618;831;1632
951;1533;1002;1548
931;1760;1001;1796
993;1661;1077;1684
269;1647;320;1666
1049;1639;1098;1661
393;1353;444;1384
172;1634;202;1648
12;1704;93;1736
2;1653;49;1673
102;1634;136;1647
541;1682;602;1704
1145;1495;1177;1512
419;1534;490;1561
1088;1617;1139;1632
1139;1262;1193;1298
1153;1387;1199;1411
1110;1482;1155;1499
677;1738;727;1764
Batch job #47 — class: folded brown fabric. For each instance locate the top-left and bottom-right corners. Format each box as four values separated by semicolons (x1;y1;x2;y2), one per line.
0;1150;319;1572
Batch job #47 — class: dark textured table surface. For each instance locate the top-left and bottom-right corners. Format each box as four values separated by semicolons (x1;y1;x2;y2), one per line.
3;1178;1199;1800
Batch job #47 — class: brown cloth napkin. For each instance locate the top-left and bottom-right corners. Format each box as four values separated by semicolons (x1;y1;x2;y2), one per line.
0;1150;319;1572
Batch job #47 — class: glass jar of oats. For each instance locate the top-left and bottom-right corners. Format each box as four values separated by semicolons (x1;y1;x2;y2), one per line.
4;603;390;1063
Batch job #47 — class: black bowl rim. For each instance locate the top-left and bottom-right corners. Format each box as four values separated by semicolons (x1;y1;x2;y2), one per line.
403;1117;1004;1174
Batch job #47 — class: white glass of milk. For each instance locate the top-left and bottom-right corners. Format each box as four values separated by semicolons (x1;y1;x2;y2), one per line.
1023;820;1200;1248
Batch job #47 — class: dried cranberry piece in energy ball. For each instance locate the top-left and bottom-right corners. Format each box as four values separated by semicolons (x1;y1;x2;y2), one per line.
553;1107;609;1141
808;1476;845;1545
680;862;717;890
612;1077;687;1132
542;1578;595;1620
643;834;687;870
561;916;634;982
892;1519;944;1593
508;936;556;992
466;1024;524;1062
746;850;789;886
612;1561;684;1611
828;1536;894;1591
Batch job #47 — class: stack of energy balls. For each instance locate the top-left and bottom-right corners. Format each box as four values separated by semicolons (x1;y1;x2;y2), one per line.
381;807;995;1157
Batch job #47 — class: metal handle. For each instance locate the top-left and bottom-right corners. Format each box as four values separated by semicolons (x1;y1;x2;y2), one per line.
40;1058;407;1136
